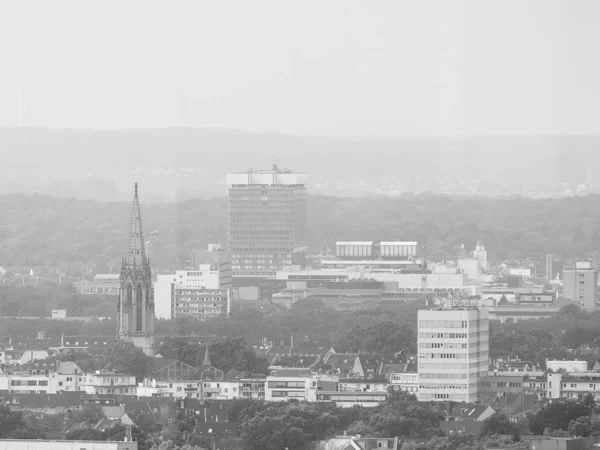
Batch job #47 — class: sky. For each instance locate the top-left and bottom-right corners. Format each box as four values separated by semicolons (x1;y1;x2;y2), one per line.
0;0;598;136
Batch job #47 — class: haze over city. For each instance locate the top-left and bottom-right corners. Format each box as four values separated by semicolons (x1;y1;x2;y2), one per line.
1;0;599;135
3;2;600;450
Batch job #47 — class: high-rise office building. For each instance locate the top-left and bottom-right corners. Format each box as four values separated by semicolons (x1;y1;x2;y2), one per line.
227;166;308;279
563;262;598;310
418;308;489;402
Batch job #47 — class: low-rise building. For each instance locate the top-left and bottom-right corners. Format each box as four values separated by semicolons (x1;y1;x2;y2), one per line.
154;267;232;320
389;372;419;394
74;274;121;296
548;372;600;399
239;378;265;399
0;440;136;450
265;375;309;401
84;372;137;395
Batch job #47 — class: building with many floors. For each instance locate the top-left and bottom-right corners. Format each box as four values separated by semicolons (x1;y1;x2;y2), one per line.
227;166;308;280
154;267;232;320
418;307;489;402
563;261;599;310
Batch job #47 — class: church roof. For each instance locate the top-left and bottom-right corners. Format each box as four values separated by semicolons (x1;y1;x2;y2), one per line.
124;183;149;270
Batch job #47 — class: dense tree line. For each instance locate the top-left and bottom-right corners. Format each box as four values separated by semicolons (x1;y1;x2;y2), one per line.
0;285;114;318
0;297;424;353
491;305;600;368
3;193;600;270
0;405;46;439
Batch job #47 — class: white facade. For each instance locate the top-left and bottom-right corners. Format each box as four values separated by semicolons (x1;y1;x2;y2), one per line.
265;376;308;401
1;374;50;394
547;372;600;400
154;274;175;320
84;373;137;395
508;268;532;277
473;243;488;272
389;373;419;394
276;269;465;289
418;308;490;402
154;268;231;320
458;259;480;281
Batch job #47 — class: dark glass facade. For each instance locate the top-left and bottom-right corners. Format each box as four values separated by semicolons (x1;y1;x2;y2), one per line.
229;184;307;278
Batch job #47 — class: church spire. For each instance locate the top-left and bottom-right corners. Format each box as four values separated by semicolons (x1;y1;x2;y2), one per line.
125;182;147;268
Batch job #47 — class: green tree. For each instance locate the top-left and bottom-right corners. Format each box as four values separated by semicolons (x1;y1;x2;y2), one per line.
568;416;592;437
480;413;519;439
74;403;106;426
98;341;152;381
0;405;26;438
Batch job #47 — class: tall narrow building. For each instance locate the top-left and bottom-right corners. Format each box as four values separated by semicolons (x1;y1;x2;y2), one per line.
227;166;308;281
417;307;489;402
117;183;155;356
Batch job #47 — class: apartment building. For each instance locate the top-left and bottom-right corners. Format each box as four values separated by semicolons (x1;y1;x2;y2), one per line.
418;308;490;402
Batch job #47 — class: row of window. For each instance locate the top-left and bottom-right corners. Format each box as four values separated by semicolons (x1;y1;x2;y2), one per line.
268;381;305;388
420;343;468;349
420;373;468;380
271;391;306;398
419;384;468;390
419;320;470;329
419;333;469;339
11;380;48;386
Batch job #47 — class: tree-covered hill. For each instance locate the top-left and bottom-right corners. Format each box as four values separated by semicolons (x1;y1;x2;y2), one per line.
1;192;600;270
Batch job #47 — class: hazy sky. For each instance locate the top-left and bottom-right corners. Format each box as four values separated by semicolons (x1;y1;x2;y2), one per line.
0;0;598;135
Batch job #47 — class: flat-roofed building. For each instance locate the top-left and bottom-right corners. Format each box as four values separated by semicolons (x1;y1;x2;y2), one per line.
563;262;599;310
228;167;308;279
74;274;120;295
418;308;489;402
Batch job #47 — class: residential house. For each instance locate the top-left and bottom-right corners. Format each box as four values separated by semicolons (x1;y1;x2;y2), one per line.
83;372;137;395
239;378;265;399
314;436;399;450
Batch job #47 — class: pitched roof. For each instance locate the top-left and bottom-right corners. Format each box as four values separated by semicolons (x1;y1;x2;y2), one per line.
448;404;492;421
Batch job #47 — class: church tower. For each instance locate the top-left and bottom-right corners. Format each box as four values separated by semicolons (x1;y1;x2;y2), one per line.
117;183;155;356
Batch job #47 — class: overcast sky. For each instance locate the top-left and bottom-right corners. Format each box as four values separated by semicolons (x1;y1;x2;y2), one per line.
0;0;598;135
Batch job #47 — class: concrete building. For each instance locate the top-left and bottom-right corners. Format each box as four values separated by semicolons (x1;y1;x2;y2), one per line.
546;360;588;373
417;308;489;402
190;244;232;288
84;372;137;395
74;273;120;295
458;259;480;281
154;267;232;320
547;371;600;400
562;262;598;310
473;241;489;272
227;166;308;280
389;372;419;394
239;378;265;399
265;375;309;401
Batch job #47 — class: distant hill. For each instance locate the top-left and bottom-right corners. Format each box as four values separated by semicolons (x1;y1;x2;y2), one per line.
1;128;600;201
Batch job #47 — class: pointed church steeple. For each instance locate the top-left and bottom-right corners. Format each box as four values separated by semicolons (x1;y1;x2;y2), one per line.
125;182;148;268
118;183;155;356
